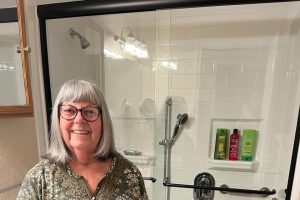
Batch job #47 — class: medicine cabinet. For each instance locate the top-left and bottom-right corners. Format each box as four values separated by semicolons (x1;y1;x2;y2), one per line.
0;0;33;117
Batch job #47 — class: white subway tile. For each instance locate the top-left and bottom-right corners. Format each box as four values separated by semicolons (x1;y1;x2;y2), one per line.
197;89;211;102
199;74;217;88
171;75;198;88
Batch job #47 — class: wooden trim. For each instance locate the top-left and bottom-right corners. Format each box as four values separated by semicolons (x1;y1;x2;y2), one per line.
0;0;33;117
17;0;33;107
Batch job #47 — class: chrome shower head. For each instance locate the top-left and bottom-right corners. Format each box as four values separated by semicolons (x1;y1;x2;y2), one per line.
171;113;189;143
176;113;188;126
69;28;90;49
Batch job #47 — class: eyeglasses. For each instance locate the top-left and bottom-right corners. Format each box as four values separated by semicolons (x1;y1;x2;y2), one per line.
59;105;101;122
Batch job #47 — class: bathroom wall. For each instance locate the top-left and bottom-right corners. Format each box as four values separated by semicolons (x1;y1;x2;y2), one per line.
289;15;300;200
104;47;156;200
46;17;103;100
0;118;39;199
32;1;300;200
0;1;42;199
151;5;300;200
2;0;300;199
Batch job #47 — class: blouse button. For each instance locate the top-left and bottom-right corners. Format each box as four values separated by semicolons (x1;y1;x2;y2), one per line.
91;197;96;200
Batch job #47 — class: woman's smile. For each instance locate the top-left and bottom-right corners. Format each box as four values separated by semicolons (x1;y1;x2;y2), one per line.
71;129;91;135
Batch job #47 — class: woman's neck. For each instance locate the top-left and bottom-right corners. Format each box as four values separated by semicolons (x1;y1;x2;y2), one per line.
67;151;111;193
70;148;97;165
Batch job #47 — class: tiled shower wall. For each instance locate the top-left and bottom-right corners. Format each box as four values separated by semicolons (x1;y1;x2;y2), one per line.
46;6;300;200
45;13;300;200
106;13;300;200
152;12;300;200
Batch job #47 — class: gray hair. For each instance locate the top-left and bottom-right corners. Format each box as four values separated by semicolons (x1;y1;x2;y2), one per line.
47;79;116;164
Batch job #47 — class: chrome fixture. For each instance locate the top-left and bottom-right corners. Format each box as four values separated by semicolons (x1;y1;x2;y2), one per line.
159;97;172;177
171;113;188;144
159;97;189;200
159;97;173;200
143;177;156;183
114;27;149;59
16;45;31;53
194;173;215;200
69;28;90;49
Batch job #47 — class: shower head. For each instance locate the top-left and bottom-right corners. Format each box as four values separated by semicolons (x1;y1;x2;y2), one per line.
171;113;189;143
69;28;90;49
176;113;188;126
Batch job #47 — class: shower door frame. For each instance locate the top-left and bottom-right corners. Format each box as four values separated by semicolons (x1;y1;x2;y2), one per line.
37;0;300;199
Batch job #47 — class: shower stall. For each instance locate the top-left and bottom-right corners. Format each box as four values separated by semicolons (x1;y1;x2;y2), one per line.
38;1;300;200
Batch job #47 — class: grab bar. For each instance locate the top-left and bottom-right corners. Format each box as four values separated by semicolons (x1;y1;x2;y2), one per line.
143;177;156;183
163;181;276;196
0;182;22;194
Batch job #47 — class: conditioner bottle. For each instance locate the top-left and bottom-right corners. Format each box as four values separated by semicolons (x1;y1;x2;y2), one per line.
241;129;257;161
229;129;240;160
214;128;229;160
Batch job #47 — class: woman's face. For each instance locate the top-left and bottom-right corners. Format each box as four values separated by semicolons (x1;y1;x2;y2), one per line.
59;101;102;154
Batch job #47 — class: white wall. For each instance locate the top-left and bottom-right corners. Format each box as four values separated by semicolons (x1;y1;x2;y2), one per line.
46;18;102;100
289;16;300;200
151;7;300;200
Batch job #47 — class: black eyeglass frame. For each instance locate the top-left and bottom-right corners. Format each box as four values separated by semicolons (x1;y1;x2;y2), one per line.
58;104;102;122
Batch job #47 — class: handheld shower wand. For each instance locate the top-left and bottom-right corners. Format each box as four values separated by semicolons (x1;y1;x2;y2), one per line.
171;113;188;144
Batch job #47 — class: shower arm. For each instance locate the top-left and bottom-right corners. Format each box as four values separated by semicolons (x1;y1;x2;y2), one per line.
70;28;82;39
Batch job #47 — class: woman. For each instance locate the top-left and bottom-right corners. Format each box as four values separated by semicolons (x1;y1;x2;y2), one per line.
17;79;148;200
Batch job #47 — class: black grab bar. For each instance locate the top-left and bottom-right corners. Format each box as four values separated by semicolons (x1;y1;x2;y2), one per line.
143;177;156;183
163;182;276;196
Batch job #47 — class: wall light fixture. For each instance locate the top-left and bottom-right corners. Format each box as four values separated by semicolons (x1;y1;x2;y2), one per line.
114;27;149;59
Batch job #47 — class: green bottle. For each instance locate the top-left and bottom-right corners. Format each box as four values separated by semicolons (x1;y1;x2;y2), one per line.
241;129;257;161
214;128;229;160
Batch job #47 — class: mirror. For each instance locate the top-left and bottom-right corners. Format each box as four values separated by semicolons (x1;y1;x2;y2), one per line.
0;0;33;117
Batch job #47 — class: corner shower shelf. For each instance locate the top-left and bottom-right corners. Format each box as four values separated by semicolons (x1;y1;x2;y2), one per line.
123;154;156;166
207;158;259;171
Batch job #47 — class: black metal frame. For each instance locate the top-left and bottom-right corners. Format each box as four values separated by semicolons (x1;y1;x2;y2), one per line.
0;7;17;23
37;1;300;199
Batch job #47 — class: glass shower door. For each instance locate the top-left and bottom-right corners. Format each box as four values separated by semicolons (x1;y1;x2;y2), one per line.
46;11;159;200
153;2;300;200
43;1;300;200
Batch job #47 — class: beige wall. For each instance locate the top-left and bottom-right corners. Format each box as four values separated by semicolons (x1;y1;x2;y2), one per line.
0;117;39;200
0;1;42;200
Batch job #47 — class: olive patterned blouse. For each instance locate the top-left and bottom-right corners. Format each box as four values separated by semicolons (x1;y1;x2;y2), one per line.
16;153;148;200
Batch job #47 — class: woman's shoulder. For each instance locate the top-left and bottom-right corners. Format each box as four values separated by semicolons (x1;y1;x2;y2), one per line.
114;152;141;173
25;158;62;179
115;152;135;166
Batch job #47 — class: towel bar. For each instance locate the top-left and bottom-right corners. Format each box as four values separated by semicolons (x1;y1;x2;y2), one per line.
0;183;21;194
163;181;276;196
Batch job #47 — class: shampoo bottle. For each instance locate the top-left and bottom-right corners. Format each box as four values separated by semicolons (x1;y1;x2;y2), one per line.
214;128;229;160
229;129;240;160
241;129;257;161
